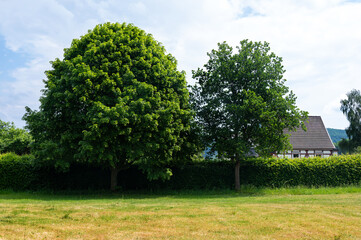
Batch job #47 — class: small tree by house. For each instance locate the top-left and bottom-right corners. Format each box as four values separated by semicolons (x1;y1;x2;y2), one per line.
191;40;308;190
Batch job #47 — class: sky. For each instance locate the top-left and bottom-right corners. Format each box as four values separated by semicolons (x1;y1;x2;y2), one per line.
1;0;361;129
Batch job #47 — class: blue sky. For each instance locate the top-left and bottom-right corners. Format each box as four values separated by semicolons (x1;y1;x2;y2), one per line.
1;0;361;129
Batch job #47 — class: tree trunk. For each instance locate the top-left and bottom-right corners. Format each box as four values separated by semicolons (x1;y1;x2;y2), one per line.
110;167;120;191
234;160;241;191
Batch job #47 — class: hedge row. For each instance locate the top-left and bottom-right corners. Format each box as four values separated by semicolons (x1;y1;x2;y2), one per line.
0;153;36;190
240;155;361;187
1;153;361;190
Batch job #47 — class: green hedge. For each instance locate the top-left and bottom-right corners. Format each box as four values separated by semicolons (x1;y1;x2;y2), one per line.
0;153;36;190
28;162;235;190
1;153;361;190
240;155;361;187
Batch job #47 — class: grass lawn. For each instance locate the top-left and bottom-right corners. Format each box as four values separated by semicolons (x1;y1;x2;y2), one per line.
0;186;361;239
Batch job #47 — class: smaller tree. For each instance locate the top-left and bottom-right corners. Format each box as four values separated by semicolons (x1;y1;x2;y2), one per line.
191;40;308;190
0;120;33;155
340;89;361;152
335;138;352;154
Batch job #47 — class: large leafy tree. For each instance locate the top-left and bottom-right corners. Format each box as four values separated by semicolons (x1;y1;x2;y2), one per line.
0;119;32;155
24;22;193;190
191;40;308;190
340;89;361;151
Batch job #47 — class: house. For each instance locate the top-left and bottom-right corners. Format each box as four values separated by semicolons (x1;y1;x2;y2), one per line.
276;116;337;158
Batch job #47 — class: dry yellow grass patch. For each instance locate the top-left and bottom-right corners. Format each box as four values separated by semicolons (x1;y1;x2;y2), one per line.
0;192;360;239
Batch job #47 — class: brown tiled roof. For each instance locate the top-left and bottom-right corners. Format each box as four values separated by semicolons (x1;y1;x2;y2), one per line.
285;116;336;150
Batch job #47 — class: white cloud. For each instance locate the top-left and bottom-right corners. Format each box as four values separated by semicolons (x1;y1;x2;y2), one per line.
0;0;360;129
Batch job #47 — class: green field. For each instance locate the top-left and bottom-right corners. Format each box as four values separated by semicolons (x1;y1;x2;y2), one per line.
1;187;361;239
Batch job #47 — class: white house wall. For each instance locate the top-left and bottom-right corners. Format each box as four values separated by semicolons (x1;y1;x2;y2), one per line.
275;149;337;158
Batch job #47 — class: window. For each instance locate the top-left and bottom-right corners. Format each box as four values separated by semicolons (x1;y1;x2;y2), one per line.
293;154;299;158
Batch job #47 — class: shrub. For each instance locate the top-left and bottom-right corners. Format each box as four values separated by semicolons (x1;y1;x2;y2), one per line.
0;153;35;190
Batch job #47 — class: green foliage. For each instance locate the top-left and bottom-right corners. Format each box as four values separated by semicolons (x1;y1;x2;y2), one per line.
0;153;35;190
191;40;308;190
336;138;353;154
0;120;33;155
241;155;361;187
179;155;361;188
191;40;308;159
340;89;361;150
353;146;361;154
23;23;194;184
1;154;361;191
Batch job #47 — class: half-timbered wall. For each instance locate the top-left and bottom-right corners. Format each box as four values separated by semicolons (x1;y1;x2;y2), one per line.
275;149;337;158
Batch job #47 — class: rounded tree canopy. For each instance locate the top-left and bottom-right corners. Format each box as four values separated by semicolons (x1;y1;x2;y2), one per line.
24;22;192;180
191;40;308;158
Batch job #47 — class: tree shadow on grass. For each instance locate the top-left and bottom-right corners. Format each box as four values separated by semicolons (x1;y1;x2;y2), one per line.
1;185;360;201
0;187;270;201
